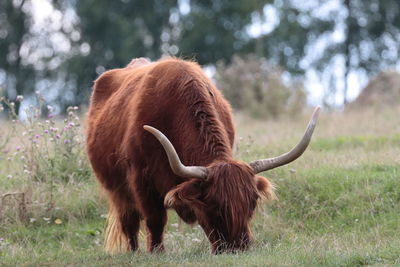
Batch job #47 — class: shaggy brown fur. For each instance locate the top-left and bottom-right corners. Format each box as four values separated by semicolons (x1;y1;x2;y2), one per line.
86;58;276;254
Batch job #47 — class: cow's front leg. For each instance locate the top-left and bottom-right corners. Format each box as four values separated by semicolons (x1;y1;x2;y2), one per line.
145;208;167;252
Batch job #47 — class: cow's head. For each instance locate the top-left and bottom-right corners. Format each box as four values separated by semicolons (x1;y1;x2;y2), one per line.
144;107;320;253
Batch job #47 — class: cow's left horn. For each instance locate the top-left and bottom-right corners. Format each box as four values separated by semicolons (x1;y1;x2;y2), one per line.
249;106;320;174
143;125;208;179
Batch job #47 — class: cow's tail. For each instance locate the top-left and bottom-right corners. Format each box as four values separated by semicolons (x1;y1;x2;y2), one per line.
104;202;129;254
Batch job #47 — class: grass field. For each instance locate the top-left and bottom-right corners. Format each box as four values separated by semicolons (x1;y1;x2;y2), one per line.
1;106;399;266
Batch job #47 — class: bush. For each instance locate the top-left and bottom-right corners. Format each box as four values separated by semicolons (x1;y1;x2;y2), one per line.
215;55;306;119
0;93;92;224
348;71;400;110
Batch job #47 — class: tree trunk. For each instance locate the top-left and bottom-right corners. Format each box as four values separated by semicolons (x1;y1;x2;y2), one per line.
343;0;351;106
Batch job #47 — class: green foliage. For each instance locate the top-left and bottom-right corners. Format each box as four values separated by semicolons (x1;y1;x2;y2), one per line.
312;0;400;104
258;1;334;75
2;0;400;111
340;0;400;74
177;0;267;64
1;95;90;184
215;55;306;118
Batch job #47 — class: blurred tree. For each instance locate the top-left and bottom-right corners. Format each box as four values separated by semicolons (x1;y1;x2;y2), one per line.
0;0;35;113
303;0;400;105
258;1;334;75
2;0;400;111
340;0;400;104
279;0;400;106
60;0;177;107
176;0;267;64
251;0;400;106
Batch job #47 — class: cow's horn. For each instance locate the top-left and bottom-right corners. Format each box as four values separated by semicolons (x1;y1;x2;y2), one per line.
249;106;320;174
143;125;208;179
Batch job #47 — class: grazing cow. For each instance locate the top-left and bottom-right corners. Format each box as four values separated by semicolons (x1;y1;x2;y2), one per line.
86;57;320;254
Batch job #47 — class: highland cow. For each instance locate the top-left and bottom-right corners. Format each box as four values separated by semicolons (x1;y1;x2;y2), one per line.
86;57;320;253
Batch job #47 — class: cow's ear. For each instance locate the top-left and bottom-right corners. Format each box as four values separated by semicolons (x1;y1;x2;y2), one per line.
255;176;277;202
164;179;203;208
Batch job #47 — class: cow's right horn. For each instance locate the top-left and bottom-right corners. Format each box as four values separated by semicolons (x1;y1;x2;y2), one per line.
249;106;320;174
143;125;208;179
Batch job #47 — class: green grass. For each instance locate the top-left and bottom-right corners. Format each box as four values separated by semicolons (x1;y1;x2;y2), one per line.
1;108;400;266
311;134;400;151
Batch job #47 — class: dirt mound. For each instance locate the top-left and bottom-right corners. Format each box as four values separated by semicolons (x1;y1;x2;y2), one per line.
350;71;400;108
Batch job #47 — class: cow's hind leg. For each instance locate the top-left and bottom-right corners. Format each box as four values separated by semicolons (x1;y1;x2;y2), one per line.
119;208;141;251
105;189;141;253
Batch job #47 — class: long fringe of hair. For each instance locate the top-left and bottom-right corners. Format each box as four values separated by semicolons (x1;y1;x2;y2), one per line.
104;202;129;254
204;161;261;240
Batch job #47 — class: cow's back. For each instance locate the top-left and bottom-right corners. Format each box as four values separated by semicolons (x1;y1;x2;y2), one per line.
86;58;235;194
